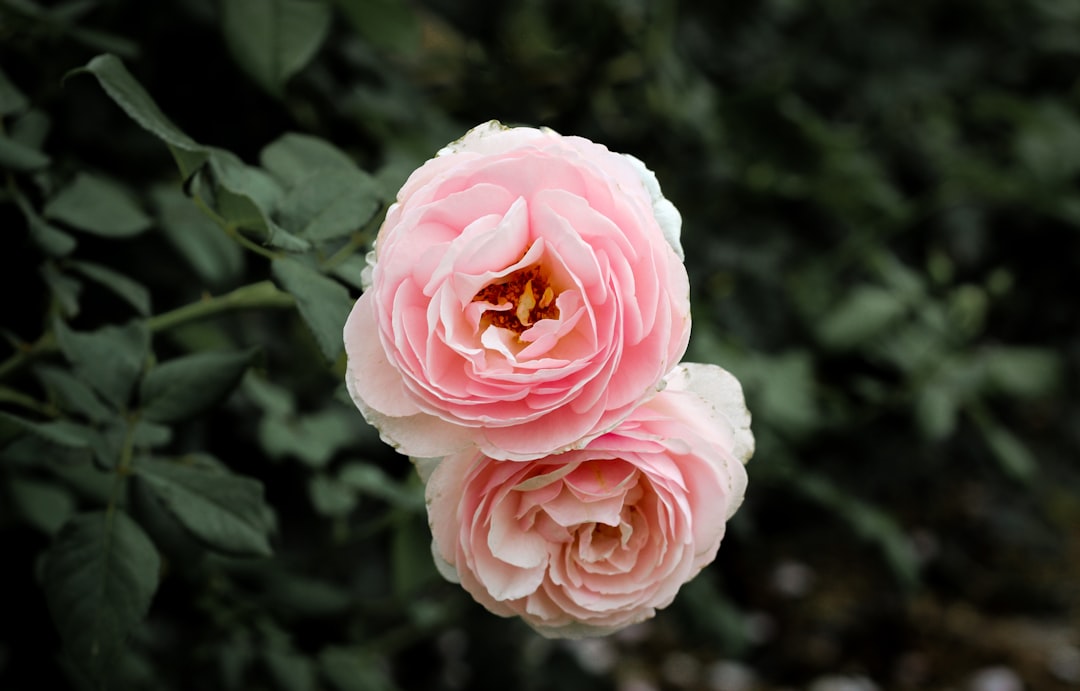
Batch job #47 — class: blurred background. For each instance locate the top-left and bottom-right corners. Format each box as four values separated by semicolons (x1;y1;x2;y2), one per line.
1;0;1078;689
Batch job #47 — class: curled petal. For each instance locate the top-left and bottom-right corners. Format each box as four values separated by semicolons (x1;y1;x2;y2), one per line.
344;121;691;461
426;375;753;638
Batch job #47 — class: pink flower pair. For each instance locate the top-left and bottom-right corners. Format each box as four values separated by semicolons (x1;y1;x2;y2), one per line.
344;122;752;637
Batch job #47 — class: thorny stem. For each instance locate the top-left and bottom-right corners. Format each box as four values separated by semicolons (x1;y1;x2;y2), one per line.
145;280;295;332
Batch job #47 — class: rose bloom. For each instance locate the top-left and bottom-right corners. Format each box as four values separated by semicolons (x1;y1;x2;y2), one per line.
344;121;690;461
422;364;753;638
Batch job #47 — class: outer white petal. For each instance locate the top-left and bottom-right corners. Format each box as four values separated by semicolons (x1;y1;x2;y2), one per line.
436;120;551;157
360;249;377;291
667;362;755;464
431;541;460;584
360;406;477;458
410;456;443;484
623;153;684;260
527;606;657;639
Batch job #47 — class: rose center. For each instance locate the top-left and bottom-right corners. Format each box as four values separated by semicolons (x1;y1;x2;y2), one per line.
592;523;622;542
472;265;560;334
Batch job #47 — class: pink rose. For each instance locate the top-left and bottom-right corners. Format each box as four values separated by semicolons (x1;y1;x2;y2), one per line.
344;121;690;460
423;363;753;638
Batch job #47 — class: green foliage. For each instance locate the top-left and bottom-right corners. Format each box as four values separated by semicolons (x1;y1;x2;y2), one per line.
8;474;76;535
333;0;419;53
271;257;353;361
320;647;397;691
0;131;50;170
54;319;149;410
41;510;160;685
44;172;152;237
152;185;245;289
35;365;113;423
134;455;274;557
1;0;1077;689
71;53;209;179
0;412;95;467
139;349;256;423
221;0;333;97
0;66;29;115
68;260;152;316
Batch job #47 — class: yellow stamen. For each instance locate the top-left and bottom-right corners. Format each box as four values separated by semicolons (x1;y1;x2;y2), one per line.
540;285;555;309
472;264;560;334
516;279;537;326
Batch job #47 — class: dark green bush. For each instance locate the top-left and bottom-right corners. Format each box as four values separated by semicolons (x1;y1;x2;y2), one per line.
1;0;1077;689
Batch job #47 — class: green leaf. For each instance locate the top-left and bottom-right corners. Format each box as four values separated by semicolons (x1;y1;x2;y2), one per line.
946;284;988;339
30;219;78;257
13;187;77;256
41;263;82;318
210;150;283;217
27;417;101;449
1015;101;1080;183
0;66;29;116
47;1;99;25
48;461;115;506
35;365;114;423
96;420;144;471
220;187;311;251
271;258;353;360
135;456;274;557
10;108;52;151
216;629;257;690
0;133;51;170
981;346;1063;399
972;411;1038;483
44;172;152;237
139;348;255;423
0;413;97;466
278;168;382;241
152;185;244;288
733;350;819;437
69;260;152;316
67;26;140;59
221;0;333;96
338;462;422;510
319;647;396;691
55;319;150;409
258;407;358;467
133;420;173;449
260;133;383;242
675;577;749;654
329;253;369;290
914;382;958;441
817;285;907;349
789;469;919;588
71;54;209;180
242;374;296;418
334;0;420;54
10;475;76;536
260;571;352;618
260;133;358;187
209;150;311;251
263;648;317;691
308;473;357;517
41;510;161;684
